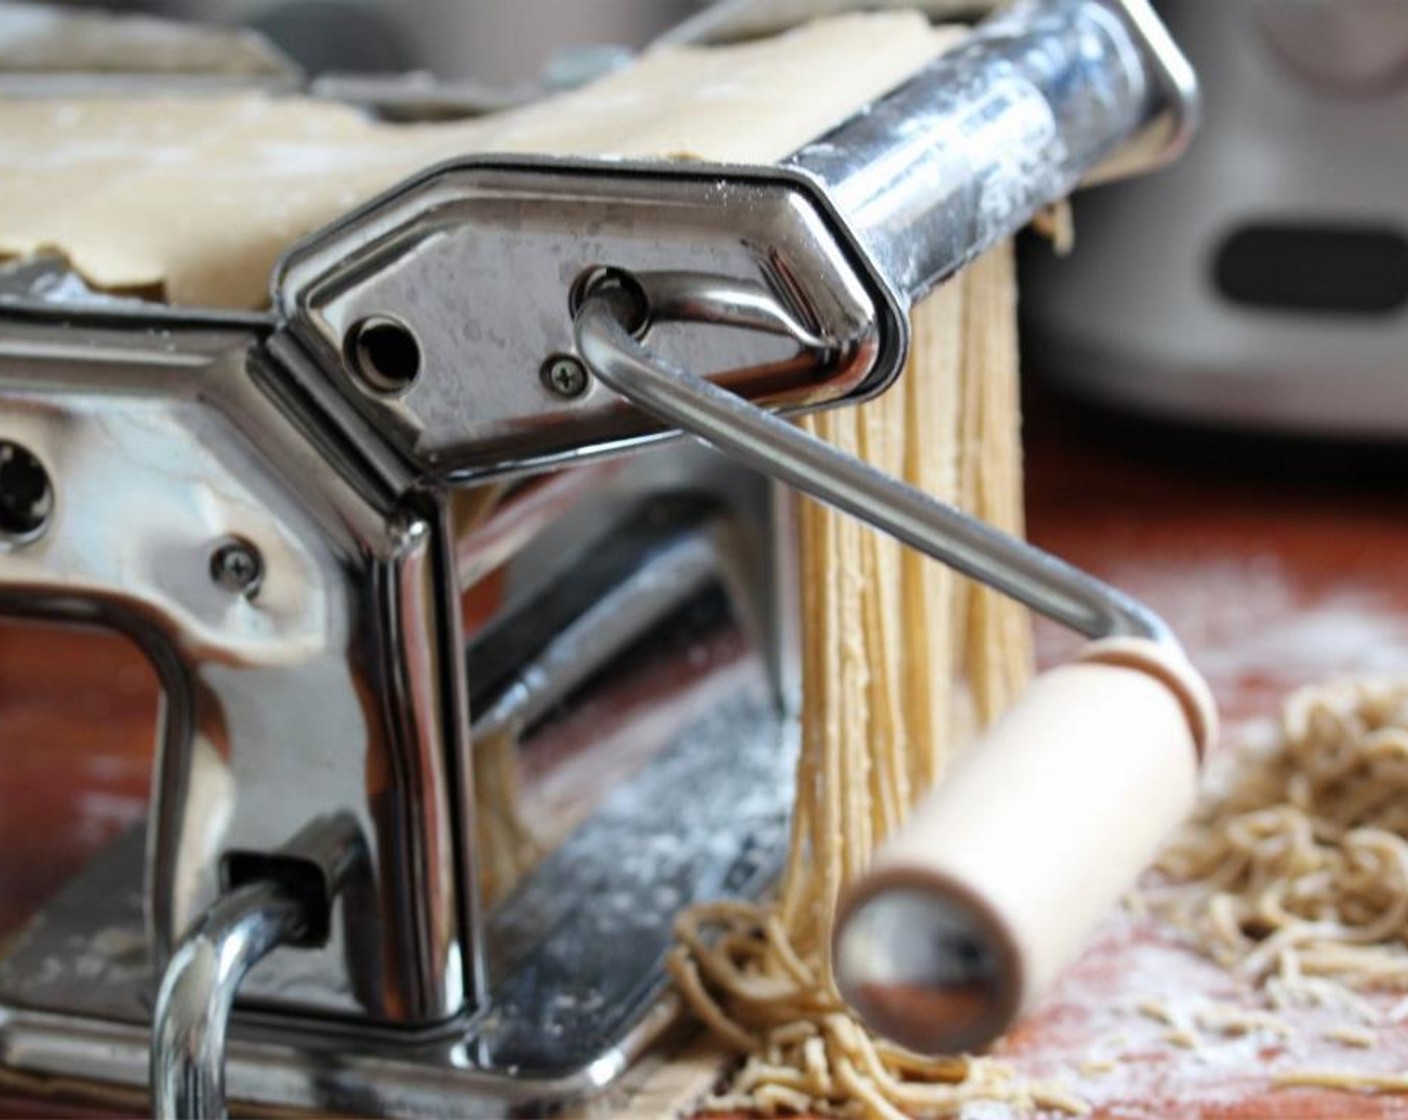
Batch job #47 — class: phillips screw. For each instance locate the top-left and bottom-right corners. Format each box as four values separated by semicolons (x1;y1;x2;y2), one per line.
541;355;590;399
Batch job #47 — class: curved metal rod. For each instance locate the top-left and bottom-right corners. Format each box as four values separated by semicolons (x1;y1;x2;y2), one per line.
630;269;834;351
574;286;1175;648
473;530;728;744
151;881;308;1120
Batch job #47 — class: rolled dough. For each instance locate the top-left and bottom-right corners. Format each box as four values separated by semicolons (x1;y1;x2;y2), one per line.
0;13;953;308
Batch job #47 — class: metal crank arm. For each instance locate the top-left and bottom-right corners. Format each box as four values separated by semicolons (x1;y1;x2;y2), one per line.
574;272;1172;647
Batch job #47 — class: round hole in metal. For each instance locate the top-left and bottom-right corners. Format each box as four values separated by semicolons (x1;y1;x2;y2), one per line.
346;316;422;393
0;441;53;545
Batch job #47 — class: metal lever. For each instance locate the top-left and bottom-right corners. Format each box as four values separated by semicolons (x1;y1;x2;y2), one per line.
150;815;362;1118
151;882;309;1120
573;272;1173;648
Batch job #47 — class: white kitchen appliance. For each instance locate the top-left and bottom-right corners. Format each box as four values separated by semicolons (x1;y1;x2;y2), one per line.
1024;0;1408;436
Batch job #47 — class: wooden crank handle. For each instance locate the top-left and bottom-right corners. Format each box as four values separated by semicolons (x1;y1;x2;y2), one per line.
832;638;1217;1055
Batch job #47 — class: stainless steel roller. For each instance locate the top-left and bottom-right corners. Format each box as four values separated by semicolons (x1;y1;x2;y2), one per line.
786;0;1197;305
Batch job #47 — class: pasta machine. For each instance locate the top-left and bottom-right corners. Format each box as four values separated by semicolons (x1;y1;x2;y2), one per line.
0;0;1214;1116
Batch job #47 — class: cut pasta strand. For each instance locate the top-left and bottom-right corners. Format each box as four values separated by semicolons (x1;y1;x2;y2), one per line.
1147;676;1408;1096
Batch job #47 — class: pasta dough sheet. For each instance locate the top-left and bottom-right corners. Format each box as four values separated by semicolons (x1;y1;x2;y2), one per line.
0;13;953;308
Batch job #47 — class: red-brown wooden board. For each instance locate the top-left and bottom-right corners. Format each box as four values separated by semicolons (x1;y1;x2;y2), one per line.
1009;400;1408;1119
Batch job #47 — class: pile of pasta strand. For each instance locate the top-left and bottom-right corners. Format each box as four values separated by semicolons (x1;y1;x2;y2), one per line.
1146;676;1408;1091
667;245;1086;1118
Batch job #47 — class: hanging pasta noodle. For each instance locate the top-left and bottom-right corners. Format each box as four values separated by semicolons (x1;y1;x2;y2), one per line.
666;245;1086;1119
473;725;544;907
1144;676;1408;1092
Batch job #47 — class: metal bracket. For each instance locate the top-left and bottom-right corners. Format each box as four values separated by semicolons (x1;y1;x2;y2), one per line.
0;481;798;1115
273;157;907;482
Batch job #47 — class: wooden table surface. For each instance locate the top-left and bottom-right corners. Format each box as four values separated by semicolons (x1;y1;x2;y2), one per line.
5;384;1408;1117
1007;397;1408;1119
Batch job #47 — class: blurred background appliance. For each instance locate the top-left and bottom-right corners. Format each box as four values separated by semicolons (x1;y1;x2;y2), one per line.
0;0;697;110
1021;0;1408;438
8;1;986;100
52;0;696;85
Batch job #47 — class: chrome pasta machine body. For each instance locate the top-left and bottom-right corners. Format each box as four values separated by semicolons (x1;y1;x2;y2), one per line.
0;2;1212;1116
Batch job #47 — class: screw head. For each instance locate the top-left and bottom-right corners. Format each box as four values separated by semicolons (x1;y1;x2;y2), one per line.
210;538;263;599
541;354;589;399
